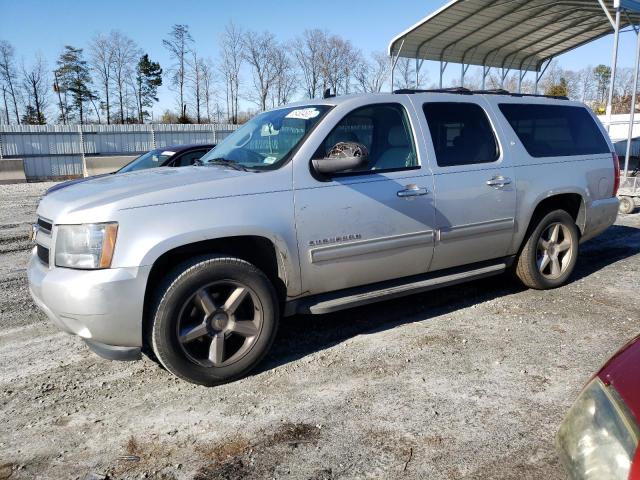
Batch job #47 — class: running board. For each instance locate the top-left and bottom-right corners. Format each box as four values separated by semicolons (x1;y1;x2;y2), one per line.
286;259;510;316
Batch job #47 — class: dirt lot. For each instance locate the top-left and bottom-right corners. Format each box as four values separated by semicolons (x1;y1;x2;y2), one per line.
1;182;639;480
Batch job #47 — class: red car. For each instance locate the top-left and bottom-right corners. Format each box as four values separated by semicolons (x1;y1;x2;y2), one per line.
558;336;640;479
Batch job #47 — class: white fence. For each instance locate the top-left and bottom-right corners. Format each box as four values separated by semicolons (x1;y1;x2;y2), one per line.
0;123;237;180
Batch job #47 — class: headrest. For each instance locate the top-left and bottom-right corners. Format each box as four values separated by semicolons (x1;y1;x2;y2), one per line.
388;126;409;147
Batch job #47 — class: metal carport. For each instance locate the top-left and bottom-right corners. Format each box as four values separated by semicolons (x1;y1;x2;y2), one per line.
388;0;640;180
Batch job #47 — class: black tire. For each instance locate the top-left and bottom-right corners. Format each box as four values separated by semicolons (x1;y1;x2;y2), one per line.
619;196;635;215
150;255;279;386
516;210;579;290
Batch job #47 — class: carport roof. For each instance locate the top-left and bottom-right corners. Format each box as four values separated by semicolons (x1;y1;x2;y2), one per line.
388;0;640;72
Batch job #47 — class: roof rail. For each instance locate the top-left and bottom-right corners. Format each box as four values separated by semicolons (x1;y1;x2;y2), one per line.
393;87;472;95
394;88;568;101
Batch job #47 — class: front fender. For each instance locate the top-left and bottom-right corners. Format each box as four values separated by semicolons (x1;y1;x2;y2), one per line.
110;191;302;296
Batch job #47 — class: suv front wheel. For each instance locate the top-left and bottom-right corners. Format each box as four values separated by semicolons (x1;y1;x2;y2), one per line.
150;255;279;386
516;210;579;290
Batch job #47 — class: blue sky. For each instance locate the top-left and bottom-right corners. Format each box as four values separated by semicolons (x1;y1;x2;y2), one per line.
1;0;637;117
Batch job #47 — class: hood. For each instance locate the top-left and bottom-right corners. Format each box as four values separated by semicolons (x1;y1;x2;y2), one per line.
597;334;640;424
37;165;281;224
44;173;113;196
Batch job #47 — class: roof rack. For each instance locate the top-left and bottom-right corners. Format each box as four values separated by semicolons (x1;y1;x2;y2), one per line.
394;87;472;95
393;88;568;101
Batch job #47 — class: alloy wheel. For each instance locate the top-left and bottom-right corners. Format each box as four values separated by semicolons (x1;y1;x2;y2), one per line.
176;281;263;368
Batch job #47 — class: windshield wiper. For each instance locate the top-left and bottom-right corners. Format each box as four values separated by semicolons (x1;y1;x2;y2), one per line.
206;158;250;172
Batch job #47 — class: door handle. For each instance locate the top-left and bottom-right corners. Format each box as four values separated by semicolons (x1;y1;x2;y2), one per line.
486;176;512;188
397;184;429;197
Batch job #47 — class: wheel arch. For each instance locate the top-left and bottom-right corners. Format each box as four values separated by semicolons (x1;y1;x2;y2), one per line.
141;234;291;348
516;191;586;253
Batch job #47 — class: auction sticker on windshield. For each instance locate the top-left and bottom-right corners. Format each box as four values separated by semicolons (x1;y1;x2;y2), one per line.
285;108;320;120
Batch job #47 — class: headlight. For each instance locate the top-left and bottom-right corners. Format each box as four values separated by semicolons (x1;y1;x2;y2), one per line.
54;223;118;269
557;378;640;479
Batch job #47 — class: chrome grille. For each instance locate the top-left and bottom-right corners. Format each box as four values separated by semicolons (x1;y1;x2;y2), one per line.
34;216;53;267
37;217;52;235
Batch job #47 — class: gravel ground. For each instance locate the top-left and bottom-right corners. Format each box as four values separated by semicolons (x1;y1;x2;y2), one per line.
1;182;639;480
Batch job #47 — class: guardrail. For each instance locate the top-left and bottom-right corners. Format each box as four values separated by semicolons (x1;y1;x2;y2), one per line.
0;123;238;181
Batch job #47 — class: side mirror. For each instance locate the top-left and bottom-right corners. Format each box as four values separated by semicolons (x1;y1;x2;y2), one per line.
312;142;369;174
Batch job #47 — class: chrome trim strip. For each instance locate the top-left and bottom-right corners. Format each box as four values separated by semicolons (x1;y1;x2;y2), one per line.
439;218;514;241
310;230;434;264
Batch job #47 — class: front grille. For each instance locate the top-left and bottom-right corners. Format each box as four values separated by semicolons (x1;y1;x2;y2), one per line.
36;244;50;266
37;217;52;235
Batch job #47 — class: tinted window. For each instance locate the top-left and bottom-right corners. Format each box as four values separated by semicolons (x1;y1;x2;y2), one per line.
174;149;208;167
498;104;609;158
422;103;499;167
119;149;174;173
316;103;418;173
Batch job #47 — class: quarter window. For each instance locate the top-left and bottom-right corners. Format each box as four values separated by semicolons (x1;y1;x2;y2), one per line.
422;102;499;167
498;104;609;158
315;103;418;173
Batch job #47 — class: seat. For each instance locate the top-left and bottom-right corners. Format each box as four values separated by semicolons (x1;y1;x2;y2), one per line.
372;126;412;170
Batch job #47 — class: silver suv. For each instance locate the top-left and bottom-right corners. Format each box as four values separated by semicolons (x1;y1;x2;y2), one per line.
27;90;620;386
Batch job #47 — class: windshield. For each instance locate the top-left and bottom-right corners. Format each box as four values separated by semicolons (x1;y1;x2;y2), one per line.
200;105;330;170
119;149;175;173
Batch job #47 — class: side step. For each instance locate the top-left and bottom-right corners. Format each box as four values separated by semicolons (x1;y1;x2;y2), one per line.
287;259;510;316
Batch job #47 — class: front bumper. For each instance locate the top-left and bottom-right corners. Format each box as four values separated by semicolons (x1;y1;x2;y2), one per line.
27;249;150;349
581;197;619;243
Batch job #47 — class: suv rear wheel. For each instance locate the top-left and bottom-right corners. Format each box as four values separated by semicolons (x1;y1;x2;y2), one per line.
150;255;279;386
516;210;579;290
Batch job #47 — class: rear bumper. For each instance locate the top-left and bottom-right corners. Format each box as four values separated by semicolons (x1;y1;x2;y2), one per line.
581;197;619;243
27;250;150;349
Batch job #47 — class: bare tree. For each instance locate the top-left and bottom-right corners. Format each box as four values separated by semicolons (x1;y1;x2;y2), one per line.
291;29;326;99
2;85;11;124
0;40;21;123
21;53;50;124
242;30;277;111
354;51;390;93
110;31;138;123
219;21;243;123
163;24;193;120
89;33;115;123
201;58;216;122
188;50;204;123
319;35;358;95
269;49;297;107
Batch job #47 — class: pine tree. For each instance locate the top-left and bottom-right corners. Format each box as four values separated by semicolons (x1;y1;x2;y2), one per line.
134;54;162;123
21;105;45;125
55;46;96;124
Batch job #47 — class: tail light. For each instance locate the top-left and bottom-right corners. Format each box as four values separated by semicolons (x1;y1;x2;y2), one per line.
613;153;620;197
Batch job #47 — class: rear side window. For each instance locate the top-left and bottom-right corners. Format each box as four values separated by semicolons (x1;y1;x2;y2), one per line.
498;104;609;158
422;102;499;167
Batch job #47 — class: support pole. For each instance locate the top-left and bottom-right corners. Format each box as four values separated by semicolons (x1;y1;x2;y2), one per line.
415;58;424;88
534;60;552;95
624;26;640;178
500;68;510;89
439;61;448;88
605;8;622;132
78;125;87;178
482;66;490;90
460;63;470;88
390;39;405;92
518;70;527;93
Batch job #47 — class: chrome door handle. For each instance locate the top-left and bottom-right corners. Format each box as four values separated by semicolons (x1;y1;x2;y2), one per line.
486;176;512;188
397;184;429;197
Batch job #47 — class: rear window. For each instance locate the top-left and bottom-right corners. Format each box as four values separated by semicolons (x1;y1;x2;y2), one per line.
498;104;609;158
